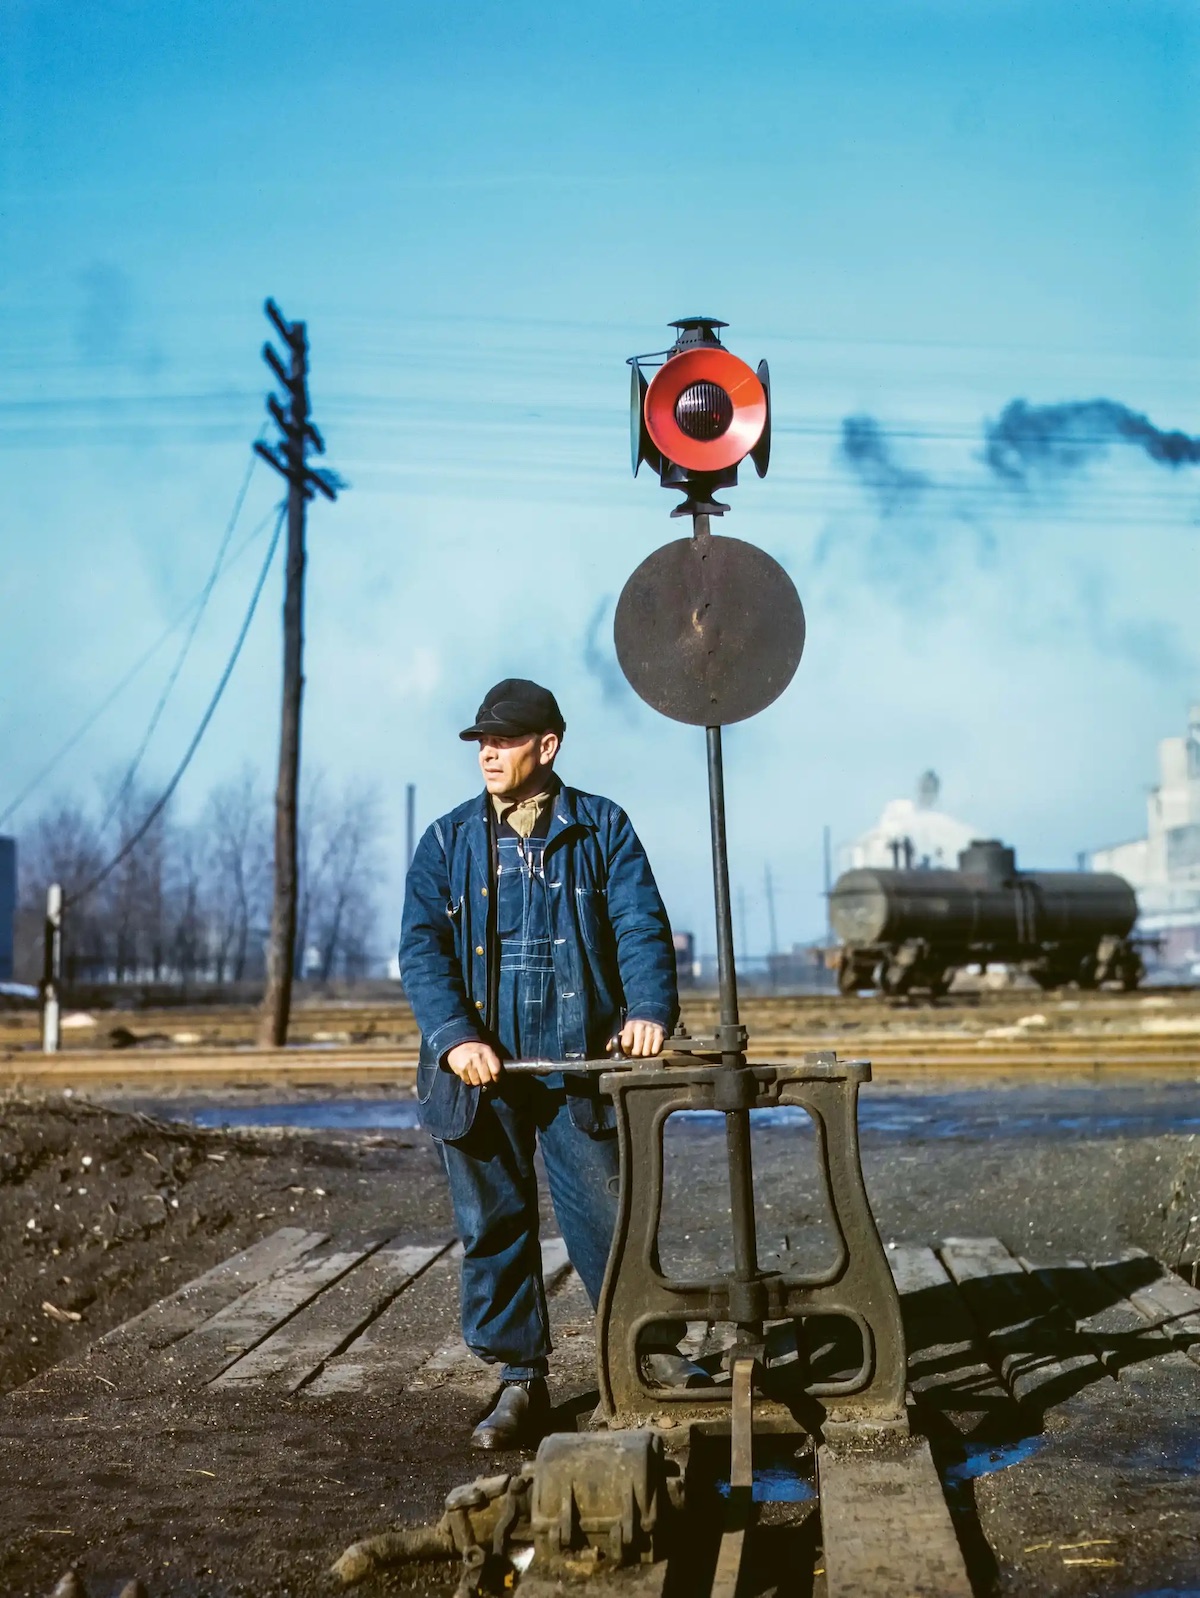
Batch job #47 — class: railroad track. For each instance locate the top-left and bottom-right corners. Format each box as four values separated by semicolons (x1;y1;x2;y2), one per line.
0;1038;1196;1087
3;985;1198;1049
2;989;1197;1084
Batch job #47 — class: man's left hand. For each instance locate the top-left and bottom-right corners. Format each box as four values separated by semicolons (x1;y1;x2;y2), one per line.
611;1019;665;1059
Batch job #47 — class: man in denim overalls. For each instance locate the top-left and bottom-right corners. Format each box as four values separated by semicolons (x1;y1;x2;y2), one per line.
400;679;679;1447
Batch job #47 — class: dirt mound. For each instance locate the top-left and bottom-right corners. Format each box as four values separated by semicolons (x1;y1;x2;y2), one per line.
0;1094;438;1396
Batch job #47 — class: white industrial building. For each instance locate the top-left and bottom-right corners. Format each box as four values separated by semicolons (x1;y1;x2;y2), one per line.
840;771;978;873
1090;705;1200;967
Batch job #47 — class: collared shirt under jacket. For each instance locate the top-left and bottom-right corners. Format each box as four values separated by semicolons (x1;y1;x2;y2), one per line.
399;783;679;1141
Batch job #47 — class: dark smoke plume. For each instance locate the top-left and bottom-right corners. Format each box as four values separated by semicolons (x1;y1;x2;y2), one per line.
582;597;635;715
984;398;1200;484
839;414;929;514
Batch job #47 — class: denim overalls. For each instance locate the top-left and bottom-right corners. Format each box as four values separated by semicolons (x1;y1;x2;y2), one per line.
437;808;621;1381
495;816;559;1060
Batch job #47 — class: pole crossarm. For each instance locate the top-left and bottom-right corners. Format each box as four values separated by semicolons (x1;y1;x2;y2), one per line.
264;296;305;350
253;440;290;476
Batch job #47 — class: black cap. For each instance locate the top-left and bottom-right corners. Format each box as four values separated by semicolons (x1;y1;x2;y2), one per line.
459;678;566;742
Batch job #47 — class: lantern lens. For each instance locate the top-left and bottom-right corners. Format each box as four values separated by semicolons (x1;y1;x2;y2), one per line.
674;381;733;441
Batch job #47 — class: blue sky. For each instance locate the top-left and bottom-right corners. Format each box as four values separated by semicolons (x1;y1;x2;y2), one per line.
2;0;1199;956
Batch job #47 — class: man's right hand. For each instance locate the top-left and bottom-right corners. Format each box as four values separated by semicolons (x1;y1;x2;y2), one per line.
445;1040;503;1087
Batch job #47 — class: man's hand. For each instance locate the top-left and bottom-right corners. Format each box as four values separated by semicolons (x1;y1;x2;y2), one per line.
445;1040;503;1087
610;1019;666;1059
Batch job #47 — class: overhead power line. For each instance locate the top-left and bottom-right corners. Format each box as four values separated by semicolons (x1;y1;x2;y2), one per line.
97;440;262;836
0;485;278;831
67;501;286;908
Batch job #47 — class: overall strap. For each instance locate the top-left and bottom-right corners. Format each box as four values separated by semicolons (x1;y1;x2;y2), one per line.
486;800;500;1030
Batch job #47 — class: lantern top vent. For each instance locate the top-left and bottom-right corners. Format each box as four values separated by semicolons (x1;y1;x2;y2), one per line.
668;317;727;347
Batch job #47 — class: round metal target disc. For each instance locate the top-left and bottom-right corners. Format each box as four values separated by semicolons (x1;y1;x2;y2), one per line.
614;534;805;726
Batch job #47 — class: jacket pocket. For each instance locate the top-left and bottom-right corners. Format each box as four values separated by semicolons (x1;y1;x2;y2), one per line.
416;1057;439;1105
416;1053;479;1140
574;885;607;953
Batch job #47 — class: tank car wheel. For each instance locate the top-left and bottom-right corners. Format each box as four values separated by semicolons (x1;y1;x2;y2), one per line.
878;961;914;997
927;970;951;999
1076;954;1099;990
837;955;859;995
1117;947;1144;991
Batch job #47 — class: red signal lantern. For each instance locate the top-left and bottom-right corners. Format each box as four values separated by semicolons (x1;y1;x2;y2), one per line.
644;346;767;473
629;318;772;510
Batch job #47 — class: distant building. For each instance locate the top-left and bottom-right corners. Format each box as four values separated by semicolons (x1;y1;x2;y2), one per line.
1090;705;1200;966
672;930;699;987
841;771;978;874
0;836;14;983
766;942;837;993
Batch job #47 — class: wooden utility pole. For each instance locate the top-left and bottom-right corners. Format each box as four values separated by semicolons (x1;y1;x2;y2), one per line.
255;299;339;1047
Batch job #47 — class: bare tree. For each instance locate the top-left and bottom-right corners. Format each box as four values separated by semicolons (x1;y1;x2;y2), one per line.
202;767;271;981
169;823;210;983
11;761;383;992
98;776;174;982
296;775;383;983
15;799;108;983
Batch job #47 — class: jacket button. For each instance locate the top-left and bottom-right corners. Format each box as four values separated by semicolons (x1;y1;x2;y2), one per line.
475;945;484;956
481;887;488;897
475;999;484;1009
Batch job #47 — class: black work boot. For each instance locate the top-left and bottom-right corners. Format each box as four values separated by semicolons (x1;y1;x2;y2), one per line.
470;1377;550;1450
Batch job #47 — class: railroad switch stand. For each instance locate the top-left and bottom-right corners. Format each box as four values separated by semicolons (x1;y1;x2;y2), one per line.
606;316;906;1445
595;1051;907;1431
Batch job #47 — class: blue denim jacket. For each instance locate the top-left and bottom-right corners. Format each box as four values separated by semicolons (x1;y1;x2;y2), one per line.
399;783;679;1141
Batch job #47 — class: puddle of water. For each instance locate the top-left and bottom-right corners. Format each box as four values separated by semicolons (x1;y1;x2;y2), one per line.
149;1088;1200;1141
182;1100;422;1131
715;1464;816;1504
941;1435;1045;1513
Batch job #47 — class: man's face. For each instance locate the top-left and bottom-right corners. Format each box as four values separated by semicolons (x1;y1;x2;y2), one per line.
477;731;559;800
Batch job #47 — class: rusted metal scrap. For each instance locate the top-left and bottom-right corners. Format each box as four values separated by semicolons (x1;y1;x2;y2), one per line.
331;1432;681;1589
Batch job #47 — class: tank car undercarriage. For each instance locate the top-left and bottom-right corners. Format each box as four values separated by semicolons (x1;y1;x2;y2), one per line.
837;934;1144;997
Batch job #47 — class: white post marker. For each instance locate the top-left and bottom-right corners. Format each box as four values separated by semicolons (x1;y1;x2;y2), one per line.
42;881;62;1055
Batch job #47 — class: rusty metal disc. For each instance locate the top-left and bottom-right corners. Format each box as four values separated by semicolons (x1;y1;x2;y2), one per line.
614;533;805;726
